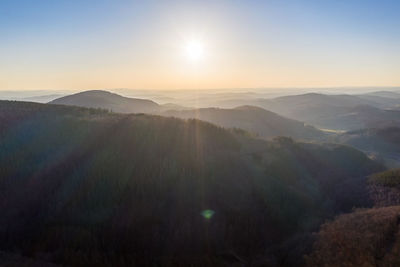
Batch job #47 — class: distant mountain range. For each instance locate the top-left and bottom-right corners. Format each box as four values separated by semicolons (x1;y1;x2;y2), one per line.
363;90;400;99
50;90;400;133
48;90;400;167
215;92;400;131
275;93;400;130
50;90;327;141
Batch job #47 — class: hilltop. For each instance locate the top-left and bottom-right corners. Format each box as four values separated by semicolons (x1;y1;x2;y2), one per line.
50;90;161;113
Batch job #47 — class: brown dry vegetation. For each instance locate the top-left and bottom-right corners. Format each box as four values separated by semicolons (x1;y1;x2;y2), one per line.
368;169;400;207
306;206;400;267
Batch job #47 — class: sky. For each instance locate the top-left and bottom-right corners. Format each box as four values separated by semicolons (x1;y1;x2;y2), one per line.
0;0;399;90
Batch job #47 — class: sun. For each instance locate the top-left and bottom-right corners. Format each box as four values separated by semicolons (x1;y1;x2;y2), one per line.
184;40;205;62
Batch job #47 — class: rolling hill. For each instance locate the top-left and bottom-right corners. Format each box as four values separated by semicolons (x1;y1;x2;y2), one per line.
362;90;400;99
50;90;162;113
50;90;400;132
219;93;400;131
307;104;400;131
336;126;400;168
164;105;326;141
51;90;327;141
0;100;383;266
266;93;400;130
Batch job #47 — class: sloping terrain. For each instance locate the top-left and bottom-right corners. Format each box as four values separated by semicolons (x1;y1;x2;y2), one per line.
307;206;400;267
50;90;400;131
308;169;400;266
336;126;400;168
265;94;400;130
0;101;383;266
215;93;400;131
164;105;326;141
368;169;400;207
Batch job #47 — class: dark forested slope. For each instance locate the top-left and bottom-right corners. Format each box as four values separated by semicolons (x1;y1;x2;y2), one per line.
0;101;383;266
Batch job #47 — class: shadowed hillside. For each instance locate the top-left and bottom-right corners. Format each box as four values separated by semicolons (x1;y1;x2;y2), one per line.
163;105;326;141
0;101;383;266
271;93;400;131
336;127;400;168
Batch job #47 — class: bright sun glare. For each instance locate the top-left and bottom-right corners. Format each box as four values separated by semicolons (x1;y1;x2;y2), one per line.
184;40;205;62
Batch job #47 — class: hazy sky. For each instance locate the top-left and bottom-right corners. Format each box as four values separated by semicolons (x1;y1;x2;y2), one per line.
1;0;399;90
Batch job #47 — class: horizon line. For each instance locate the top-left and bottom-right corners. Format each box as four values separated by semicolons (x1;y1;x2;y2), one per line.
1;85;400;92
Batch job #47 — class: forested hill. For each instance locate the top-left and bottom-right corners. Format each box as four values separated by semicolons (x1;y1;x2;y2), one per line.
49;90;161;113
163;105;326;141
0;101;383;266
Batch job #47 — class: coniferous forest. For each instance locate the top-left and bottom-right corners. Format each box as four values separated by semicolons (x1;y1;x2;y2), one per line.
0;101;385;266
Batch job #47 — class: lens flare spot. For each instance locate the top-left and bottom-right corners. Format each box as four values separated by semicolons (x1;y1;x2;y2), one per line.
201;209;215;219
